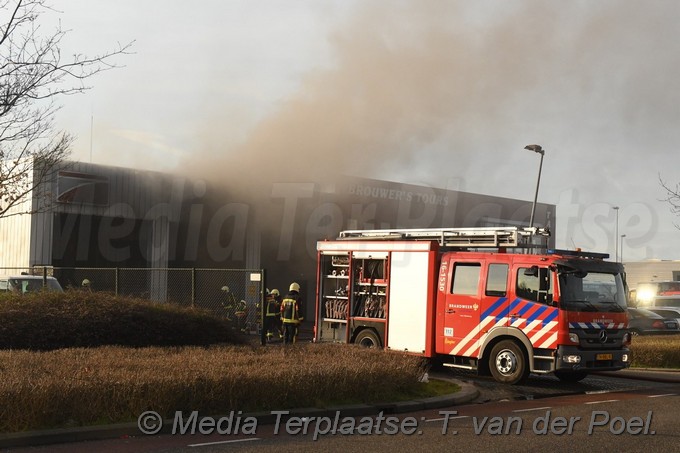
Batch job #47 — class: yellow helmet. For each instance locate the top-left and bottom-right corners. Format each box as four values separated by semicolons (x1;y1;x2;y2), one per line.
289;282;300;292
271;289;280;296
221;286;229;292
82;279;91;287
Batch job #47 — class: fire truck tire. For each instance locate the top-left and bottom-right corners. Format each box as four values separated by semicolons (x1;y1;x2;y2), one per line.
554;370;589;382
354;329;382;348
489;340;529;385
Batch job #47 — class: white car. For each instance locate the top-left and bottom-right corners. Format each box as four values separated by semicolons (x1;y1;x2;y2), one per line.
647;307;680;328
0;275;64;294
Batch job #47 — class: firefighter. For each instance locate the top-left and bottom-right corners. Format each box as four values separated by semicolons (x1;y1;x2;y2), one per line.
221;286;237;323
234;299;248;332
280;282;303;345
265;288;282;342
81;279;92;292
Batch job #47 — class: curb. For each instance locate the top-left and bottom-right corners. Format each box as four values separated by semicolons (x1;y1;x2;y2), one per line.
594;368;680;383
0;379;478;450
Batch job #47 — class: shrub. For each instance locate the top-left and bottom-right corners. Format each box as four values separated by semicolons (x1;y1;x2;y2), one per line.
0;291;245;350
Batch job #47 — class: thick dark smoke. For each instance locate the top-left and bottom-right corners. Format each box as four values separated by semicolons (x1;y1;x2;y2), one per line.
179;2;527;186
179;1;680;188
173;1;680;262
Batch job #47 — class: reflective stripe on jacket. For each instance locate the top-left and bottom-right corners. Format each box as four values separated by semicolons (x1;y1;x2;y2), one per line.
280;294;301;324
266;297;280;317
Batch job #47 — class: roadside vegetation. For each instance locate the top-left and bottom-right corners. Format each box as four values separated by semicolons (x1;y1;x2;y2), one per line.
2;292;677;433
629;335;680;369
0;344;435;433
0;291;244;350
0;292;441;433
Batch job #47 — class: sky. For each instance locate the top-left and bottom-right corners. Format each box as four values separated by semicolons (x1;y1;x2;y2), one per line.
46;0;680;262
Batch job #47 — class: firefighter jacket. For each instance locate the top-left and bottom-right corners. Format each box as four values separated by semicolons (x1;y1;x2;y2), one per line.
280;292;302;324
265;295;281;317
235;299;247;317
223;293;237;310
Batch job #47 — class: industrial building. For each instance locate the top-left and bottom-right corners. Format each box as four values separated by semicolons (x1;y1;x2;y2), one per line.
0;160;556;307
623;260;680;289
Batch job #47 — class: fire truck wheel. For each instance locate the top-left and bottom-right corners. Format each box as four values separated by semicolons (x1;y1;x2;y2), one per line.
554;370;589;382
354;329;382;348
489;340;529;385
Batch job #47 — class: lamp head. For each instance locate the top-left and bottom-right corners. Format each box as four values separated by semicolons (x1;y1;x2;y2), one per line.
524;144;544;155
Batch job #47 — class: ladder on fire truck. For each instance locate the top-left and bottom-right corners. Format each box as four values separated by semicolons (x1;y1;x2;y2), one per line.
337;226;550;248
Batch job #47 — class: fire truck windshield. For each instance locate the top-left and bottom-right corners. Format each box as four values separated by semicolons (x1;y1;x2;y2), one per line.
557;268;627;313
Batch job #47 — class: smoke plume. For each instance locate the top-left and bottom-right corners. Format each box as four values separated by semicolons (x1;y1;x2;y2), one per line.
173;0;680;252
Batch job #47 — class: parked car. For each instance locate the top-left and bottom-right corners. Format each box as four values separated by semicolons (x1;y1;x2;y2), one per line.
647;307;680;328
627;307;680;336
0;275;64;294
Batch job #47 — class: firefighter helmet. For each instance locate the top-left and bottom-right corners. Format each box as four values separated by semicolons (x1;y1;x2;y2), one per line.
271;289;280;296
82;279;91;287
221;286;229;292
289;282;300;292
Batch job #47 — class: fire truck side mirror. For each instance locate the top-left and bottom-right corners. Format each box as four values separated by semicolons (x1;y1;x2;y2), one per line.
524;266;539;277
539;268;550;291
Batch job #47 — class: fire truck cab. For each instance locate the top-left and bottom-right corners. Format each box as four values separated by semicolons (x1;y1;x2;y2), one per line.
314;227;631;384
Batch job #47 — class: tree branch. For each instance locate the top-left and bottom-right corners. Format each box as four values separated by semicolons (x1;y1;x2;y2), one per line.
659;173;680;229
0;0;133;218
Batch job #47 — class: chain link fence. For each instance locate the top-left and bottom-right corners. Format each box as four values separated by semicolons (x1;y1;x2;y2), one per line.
0;267;266;335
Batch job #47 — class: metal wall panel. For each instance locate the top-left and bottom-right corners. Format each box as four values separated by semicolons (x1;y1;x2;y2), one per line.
0;198;32;268
623;261;680;289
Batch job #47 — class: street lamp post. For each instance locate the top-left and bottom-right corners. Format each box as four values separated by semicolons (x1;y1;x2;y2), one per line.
613;206;620;261
524;144;545;228
620;234;626;263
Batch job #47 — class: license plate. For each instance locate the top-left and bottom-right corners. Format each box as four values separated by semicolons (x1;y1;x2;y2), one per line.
596;353;613;360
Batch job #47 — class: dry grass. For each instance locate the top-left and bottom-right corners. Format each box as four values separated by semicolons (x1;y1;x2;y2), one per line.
0;343;427;432
629;335;680;369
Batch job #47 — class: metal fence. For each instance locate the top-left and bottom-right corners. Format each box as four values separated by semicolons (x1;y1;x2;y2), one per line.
0;267;266;335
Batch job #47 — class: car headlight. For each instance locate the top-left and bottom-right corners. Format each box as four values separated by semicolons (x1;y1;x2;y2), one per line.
636;289;655;305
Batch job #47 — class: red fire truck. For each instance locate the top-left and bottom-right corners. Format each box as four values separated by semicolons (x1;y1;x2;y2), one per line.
314;227;631;384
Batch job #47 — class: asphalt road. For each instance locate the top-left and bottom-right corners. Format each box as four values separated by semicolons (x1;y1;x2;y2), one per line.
442;367;679;404
224;387;680;453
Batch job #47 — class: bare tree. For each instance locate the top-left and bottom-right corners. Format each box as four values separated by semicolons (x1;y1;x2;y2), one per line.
660;174;680;228
0;0;132;218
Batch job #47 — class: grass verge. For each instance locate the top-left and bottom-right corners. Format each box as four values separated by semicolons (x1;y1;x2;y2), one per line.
629;334;680;369
3;291;676;434
0;343;455;433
